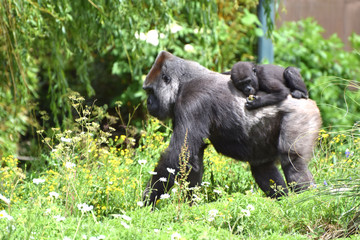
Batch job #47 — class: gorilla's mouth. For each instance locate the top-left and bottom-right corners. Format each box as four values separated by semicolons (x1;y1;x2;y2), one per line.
146;93;160;117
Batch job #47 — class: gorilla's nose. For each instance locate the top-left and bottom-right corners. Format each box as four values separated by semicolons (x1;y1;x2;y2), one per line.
143;85;154;95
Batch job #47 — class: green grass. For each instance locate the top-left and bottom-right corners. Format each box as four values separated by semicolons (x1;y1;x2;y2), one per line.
0;98;359;239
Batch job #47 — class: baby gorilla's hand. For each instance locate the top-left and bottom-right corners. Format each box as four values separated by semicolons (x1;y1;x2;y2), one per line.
245;95;260;110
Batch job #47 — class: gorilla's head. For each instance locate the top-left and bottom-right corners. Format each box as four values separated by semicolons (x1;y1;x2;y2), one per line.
231;62;258;96
143;51;208;120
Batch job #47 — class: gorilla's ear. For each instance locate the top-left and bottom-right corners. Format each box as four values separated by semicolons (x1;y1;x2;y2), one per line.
145;51;174;85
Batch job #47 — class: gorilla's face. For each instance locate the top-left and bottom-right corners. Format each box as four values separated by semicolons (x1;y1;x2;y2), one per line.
143;51;182;120
231;62;258;96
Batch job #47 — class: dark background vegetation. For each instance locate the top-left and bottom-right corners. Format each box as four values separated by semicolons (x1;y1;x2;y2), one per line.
1;0;359;157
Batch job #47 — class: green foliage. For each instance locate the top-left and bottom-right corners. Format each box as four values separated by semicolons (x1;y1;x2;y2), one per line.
273;18;360;128
1;0;262;156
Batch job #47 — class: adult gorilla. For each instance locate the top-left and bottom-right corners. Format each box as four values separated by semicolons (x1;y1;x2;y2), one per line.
142;51;321;205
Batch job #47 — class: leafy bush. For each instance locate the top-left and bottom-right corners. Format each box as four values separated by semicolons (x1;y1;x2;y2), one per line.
273;18;360;128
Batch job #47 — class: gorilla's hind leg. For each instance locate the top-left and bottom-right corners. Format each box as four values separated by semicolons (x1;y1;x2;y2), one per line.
280;153;314;192
250;161;288;198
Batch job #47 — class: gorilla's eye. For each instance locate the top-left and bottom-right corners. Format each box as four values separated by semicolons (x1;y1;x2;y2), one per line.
252;67;257;74
162;74;171;84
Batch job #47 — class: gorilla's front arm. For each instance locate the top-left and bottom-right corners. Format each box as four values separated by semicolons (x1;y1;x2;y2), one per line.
143;81;212;204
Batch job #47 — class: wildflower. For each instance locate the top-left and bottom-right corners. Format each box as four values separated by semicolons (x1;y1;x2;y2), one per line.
154;229;160;233
146;30;159;46
170;23;183;33
208;209;218;222
121;221;130;229
89;237;97;240
54;215;66;222
247;204;255;211
121;215;131;221
82;235;87;239
323;180;328;186
149;171;157;175
193;194;201;202
45;208;51;215
160;193;170;199
33;178;45;185
137;201;144;207
49;192;59;199
0;210;13;220
201;181;210;187
138;159;147;165
184;44;195;53
98;235;106;239
171;232;181;240
77;203;94;212
0;194;10;204
213;189;221;194
63;237;71;240
159;177;167;182
65;162;76;169
241;209;251;217
167;168;175;174
345;149;353;158
60;137;72;143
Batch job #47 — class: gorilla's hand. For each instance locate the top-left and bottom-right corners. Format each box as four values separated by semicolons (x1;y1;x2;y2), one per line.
245;95;261;110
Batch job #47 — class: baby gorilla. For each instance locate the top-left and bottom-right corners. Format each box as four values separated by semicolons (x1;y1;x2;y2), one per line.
230;62;308;110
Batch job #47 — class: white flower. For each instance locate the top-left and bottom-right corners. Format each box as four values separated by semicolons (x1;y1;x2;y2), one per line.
159;177;167;182
138;159;147;165
170;23;183;33
192;194;201;202
171;188;177;194
0;194;10;204
0;210;13;220
184;44;195;53
160;193;170;199
208;209;218;222
82;235;87;239
135;32;147;41
167;168;175;174
89;237;97;240
121;215;131;221
45;208;51;215
65;161;76;169
149;171;157;175
60;137;72;143
49;192;59;199
54;215;66;222
241;209;251;217
63;237;71;240
146;30;159;46
247;204;255;211
98;235;106;239
33;178;45;185
137;201;144;207
77;203;93;212
213;189;221;194
201;181;210;187
171;232;181;240
154;229;160;233
121;221;130;229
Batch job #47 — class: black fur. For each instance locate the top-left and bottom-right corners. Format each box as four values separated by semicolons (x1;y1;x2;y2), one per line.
142;51;321;206
230;62;308;110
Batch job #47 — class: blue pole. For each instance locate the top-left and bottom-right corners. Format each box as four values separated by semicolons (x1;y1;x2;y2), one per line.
257;0;274;64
